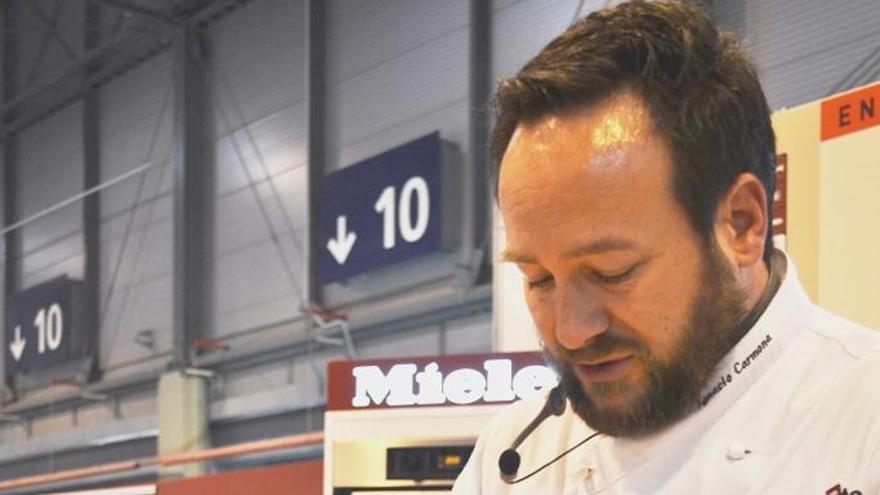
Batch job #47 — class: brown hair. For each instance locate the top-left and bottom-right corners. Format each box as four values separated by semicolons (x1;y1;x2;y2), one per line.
491;1;777;262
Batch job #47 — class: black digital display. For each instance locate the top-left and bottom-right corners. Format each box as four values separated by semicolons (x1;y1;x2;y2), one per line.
386;445;474;481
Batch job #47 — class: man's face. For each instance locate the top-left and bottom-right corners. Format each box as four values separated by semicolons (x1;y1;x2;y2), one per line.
498;92;746;437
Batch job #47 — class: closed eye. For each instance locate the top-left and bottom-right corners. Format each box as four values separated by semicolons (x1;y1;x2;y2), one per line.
526;275;554;291
596;264;639;285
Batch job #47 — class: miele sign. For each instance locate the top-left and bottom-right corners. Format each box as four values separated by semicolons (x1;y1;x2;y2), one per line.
326;352;558;411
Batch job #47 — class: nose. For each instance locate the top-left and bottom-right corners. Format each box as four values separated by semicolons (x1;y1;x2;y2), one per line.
554;284;610;350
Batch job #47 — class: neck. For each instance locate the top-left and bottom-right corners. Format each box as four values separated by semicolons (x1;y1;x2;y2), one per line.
743;258;771;313
731;250;785;342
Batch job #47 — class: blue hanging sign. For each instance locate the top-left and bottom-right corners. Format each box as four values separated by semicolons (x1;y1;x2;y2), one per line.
5;276;81;375
319;132;452;284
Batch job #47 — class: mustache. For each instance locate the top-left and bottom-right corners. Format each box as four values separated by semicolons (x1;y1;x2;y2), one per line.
548;331;648;364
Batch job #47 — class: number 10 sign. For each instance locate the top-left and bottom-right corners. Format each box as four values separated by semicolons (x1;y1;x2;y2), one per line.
318;132;457;285
5;276;81;375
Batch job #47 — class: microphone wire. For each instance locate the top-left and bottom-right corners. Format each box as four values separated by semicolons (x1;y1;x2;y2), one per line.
507;430;602;484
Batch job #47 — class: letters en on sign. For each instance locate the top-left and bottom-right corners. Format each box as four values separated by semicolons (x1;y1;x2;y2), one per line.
821;82;880;141
326;352;559;411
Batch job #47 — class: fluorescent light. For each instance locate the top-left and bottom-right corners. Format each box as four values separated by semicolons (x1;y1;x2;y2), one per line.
91;428;158;446
46;484;156;495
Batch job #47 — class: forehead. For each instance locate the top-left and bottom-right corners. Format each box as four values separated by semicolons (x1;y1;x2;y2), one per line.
499;91;655;189
497;92;681;251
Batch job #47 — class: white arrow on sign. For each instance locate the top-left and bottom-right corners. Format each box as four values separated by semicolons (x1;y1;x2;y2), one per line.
9;325;26;362
327;215;357;265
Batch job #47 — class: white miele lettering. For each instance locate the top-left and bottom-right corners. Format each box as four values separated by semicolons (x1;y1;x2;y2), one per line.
443;368;487;404
414;362;445;405
350;359;559;408
351;363;417;407
513;365;559;400
483;359;516;402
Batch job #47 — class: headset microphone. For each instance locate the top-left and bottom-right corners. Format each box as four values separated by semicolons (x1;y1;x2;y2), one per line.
498;385;602;484
498;386;566;483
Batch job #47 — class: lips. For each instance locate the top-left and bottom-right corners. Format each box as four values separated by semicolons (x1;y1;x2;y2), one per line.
575;355;635;382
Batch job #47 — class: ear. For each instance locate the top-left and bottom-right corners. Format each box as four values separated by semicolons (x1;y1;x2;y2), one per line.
714;173;768;268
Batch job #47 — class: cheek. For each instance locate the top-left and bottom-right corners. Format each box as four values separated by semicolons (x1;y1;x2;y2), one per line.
611;260;701;358
524;288;555;340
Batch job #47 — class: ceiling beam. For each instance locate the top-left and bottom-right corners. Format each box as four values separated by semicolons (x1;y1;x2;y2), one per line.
89;0;176;25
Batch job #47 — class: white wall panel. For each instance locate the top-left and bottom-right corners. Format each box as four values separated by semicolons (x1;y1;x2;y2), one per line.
99;51;174;370
17;102;85;288
213;43;306;132
358;324;443;359
213;236;302;334
102;54;173;141
327;0;468;85
0;420;28;445
208;0;308;339
352;314;491;359
69;395;154;434
326;22;469;171
209;0;305;86
98;214;173;368
327;0;365;23
711;0;880;110
101;217;172;288
20;242;84;289
220;361;295;399
492;0;612;81
214;188;273;256
210;0;305;131
332;88;470;174
444;314;492;355
213;111;307;197
100;272;173;367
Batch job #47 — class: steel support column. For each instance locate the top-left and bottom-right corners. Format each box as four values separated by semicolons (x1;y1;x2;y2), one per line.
3;0;20;305
305;0;326;305
2;0;20;396
171;22;212;368
466;0;491;285
82;1;102;380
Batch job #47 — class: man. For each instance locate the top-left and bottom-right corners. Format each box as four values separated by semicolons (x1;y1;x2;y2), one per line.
453;1;880;493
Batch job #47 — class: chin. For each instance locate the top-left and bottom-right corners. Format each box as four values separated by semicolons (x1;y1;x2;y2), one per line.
562;366;689;438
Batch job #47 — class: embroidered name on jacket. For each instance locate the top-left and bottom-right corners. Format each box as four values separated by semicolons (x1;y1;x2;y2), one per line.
701;334;773;407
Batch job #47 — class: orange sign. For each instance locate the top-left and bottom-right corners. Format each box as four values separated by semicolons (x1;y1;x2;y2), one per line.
821;82;880;141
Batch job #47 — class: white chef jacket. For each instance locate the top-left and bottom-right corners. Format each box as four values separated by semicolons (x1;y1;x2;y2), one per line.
453;255;880;494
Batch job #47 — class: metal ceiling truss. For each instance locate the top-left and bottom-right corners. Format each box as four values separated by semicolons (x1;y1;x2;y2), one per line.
27;1;79;62
0;0;255;138
90;0;176;25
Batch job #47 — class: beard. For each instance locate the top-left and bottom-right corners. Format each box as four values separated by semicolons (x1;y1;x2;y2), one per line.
543;240;747;438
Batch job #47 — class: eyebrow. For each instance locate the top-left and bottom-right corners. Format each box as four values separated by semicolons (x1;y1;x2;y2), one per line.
501;237;638;264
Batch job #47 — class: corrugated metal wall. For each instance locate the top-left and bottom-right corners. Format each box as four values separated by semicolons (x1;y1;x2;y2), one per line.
99;52;174;371
710;0;880;110
208;0;308;338
17;103;85;289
